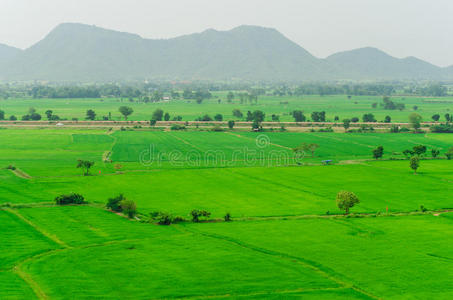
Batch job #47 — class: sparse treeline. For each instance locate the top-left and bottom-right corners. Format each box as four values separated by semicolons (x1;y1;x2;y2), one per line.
0;81;450;100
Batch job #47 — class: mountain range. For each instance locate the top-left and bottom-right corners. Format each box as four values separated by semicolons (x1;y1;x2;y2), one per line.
0;23;452;82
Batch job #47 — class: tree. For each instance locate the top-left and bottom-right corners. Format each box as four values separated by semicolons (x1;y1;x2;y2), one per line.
311;111;326;122
228;120;235;129
232;109;243;119
294;143;319;157
252;110;265;123
292;110;306;122
384;116;391;123
199;114;212;121
30;113;41;120
413;145;427;156
410;156;420;174
45;110;53;120
55;193;86;205
246;111;253;121
336;191;360;214
372;146;384;159
351;117;359;123
409;113;422;131
86;109;96;120
214;114;223;121
431;149;440;158
0;110;4;120
106;194;125;212
190;210;211;222
150;119;157;126
77;160;94;176
120;199;137;218
251;120;261;131
432;114;440;122
362;113;376;122
446;147;453;160
9;115;17;121
164;112;170;121
343;119;351;132
403;149;415;159
119;106;133;120
152;109;164;121
227;91;234;103
446;113;452;122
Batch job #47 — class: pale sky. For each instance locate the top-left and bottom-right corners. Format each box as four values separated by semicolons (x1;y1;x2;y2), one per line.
1;0;452;66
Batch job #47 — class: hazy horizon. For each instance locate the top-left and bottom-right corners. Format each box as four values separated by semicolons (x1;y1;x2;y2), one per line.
1;0;452;67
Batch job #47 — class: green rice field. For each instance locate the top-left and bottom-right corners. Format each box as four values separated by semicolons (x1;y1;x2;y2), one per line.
1;123;452;299
0;94;452;122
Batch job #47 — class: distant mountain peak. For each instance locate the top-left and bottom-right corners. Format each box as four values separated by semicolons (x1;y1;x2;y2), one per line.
0;22;451;82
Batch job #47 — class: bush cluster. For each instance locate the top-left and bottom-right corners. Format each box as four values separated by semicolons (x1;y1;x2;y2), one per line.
55;193;86;205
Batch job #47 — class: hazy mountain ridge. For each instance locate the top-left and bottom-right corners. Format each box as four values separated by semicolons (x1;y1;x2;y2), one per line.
0;23;452;82
0;43;22;69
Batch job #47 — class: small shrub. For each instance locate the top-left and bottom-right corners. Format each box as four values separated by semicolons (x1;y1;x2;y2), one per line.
120;199;137;218
211;125;224;132
171;124;186;131
156;212;172;225
55;193;86;205
224;213;232;222
106;194;125;212
6;165;16;170
190;209;211;222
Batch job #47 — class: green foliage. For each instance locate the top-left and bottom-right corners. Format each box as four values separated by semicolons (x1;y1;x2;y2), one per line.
362;113;376;122
214;114;223;121
120;199;137;218
232;109;243;119
336;191;360;214
431;149;440;158
170;124;186;131
211;125;224;132
227;120;235;129
55;193;86;205
106;194;125;212
152;109;164;121
342;119;351;131
311;111;326;122
446;147;453;160
412;145;427;156
76;159;94;176
409;113;423;130
86;109;96;120
119;106;134;120
382;97;405;111
410;156;420;174
372;146;384;159
293;142;319;157
430;124;453;133
190;210;211;222
292;110;306;122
